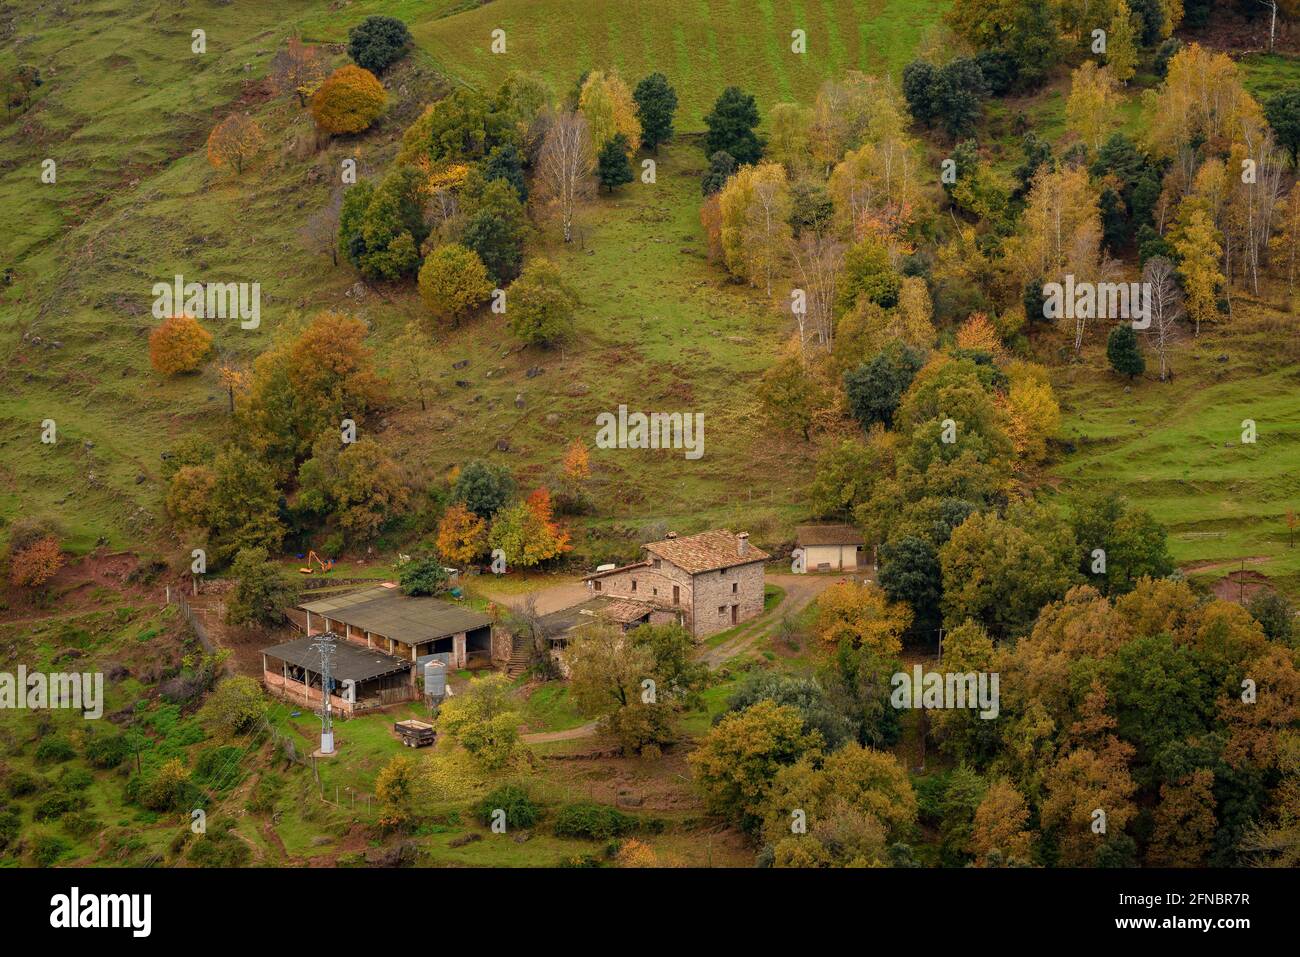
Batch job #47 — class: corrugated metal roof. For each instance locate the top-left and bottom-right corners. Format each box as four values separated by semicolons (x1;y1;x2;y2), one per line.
261;635;412;682
298;586;492;645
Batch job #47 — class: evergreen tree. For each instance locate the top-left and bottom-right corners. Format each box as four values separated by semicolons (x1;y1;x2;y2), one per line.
632;72;678;152
703;87;763;165
596;134;634;192
701;150;737;196
1107;324;1145;379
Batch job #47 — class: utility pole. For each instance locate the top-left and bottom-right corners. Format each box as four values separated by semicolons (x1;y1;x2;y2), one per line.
310;632;337;755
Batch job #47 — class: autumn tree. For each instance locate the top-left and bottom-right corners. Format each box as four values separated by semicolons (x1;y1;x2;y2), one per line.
296;436;410;542
436;672;523;769
563;620;673;754
488;489;571;567
688;700;823;831
418;243;492;326
563;438;591;484
1040;740;1138;866
269;36;325;106
1106;1;1139;84
1146;768;1216;866
757;350;829;441
311;65;387;135
237;310;388;467
435;502;488;566
206;114;265;175
970;777;1035;865
149;315;212;376
814;581;912;656
536;111;595;243
506;258;578;347
1066;61;1121;153
208;447;286;562
1170;200;1224;334
1144;44;1265;160
8;536;63;588
166;465;217;530
1141;255;1183;380
578;71;641;156
391;322;439;412
718;161;792;295
939;505;1081;637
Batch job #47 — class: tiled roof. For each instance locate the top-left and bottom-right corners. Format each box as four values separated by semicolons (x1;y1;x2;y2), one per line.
796;524;864;546
642;529;770;575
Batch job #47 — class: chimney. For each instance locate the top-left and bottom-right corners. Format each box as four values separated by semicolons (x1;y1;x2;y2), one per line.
665;531;678;539
737;532;749;557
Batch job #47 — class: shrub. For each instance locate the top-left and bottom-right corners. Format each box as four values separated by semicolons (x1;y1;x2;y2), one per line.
56;768;93;792
85;733;131;770
311;65;386;135
553;802;635;840
194;745;245;790
477;784;541;830
346;15;412;75
398;556;450;597
61;810;101;839
0;808;19;850
32;834;69;867
34;737;75;764
5;770;42;798
34;790;84;822
149;315;212;376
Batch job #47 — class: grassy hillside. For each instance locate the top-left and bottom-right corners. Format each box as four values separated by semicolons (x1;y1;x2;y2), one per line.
1050;298;1300;598
356;0;953;127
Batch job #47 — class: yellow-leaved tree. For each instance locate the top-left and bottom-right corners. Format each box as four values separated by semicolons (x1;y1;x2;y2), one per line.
578;71;641;156
1170;198;1224;334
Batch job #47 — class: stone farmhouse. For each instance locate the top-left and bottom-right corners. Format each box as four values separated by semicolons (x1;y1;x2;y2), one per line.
581;529;769;640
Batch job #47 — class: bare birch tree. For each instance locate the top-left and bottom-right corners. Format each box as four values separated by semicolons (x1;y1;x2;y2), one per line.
790;231;845;351
1143;256;1183;381
538;111;594;243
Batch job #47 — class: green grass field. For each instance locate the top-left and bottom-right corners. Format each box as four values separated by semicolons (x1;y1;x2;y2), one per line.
397;0;953;128
1049;301;1300;597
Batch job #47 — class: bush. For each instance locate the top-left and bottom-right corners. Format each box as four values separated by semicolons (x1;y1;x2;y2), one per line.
85;732;131;770
187;826;252;867
34;737;75;765
56;768;93;792
346;15;412;75
0;808;19;850
398;556;450;597
4;770;42;797
9;536;64;588
477;784;541;830
194;745;245;790
34;790;84;822
61;810;101;839
553;802;635;840
31;834;69;867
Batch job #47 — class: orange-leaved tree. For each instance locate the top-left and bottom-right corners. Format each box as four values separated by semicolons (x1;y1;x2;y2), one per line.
310;65;386;135
435;502;489;566
10;536;64;588
206;113;266;175
149;315;213;376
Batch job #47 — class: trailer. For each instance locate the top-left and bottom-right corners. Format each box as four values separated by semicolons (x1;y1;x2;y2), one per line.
394;719;436;748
